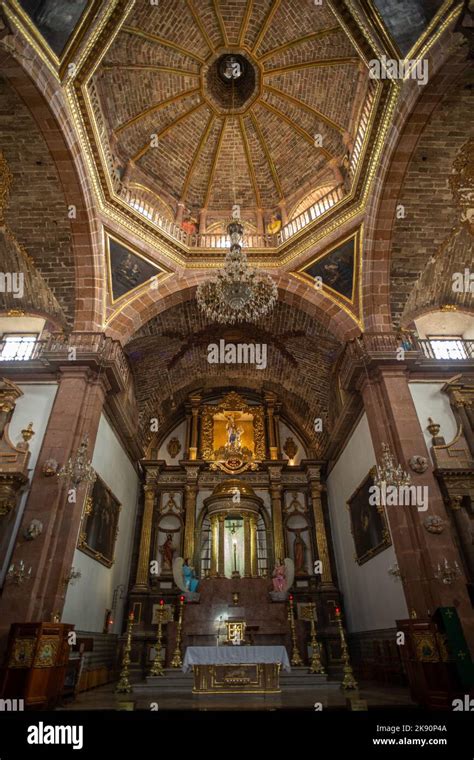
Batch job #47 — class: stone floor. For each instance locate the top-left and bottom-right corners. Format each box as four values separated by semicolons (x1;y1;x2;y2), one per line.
58;676;415;712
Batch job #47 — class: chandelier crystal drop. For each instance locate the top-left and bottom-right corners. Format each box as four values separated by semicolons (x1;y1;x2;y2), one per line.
57;435;97;488
374;442;411;490
197;219;277;324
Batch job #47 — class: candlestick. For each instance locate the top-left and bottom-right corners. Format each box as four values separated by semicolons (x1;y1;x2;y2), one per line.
115;612;134;693
335;608;358;690
171;595;185;668
288;595;303;666
149;604;166;677
307;602;325;675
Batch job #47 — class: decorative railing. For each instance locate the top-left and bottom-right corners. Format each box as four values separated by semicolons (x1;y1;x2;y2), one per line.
417;338;474;361
277;185;345;244
350;78;378;179
338;335;474;390
87;71;378;250
121;183;345;250
0;337;43;362
0;333;131;388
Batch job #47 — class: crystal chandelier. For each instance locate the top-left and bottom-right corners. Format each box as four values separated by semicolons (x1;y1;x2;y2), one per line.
434;558;461;585
57;435;96;488
374;442;411;489
197;218;277;323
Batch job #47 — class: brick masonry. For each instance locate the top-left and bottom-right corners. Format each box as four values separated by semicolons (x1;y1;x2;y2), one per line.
0;75;75;324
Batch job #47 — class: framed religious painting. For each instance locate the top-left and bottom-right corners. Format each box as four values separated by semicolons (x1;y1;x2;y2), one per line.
78;475;121;568
347;467;391;565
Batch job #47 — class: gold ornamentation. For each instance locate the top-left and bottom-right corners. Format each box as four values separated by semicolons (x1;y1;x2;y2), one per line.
8;638;34;668
171;596;185;668
115;613;134;693
34;637;59;668
192;662;281;693
413;633;439;662
20;423;35;445
201;393;265;474
0;150;12;226
283;436;298;461
301;602;326;674
149;604;167;677
335;610;358;689
288;596;303;666
166;437;181;459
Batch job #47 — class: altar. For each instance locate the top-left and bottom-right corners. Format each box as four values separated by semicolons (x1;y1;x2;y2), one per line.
183;645;290;694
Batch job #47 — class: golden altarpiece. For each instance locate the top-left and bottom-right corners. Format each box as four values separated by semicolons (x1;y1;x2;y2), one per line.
127;391;343;677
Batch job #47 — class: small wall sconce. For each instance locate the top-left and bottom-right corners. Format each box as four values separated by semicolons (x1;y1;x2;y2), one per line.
64;567;82;586
42;458;59;477
7;560;32;584
388;563;403;582
434;558;461;585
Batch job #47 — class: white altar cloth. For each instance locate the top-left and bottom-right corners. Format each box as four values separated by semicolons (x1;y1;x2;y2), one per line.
182;645;291;673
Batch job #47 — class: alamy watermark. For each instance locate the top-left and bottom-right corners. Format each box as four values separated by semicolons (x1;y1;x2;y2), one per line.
369;483;429;512
369;56;428;86
452;268;474;293
0;271;24;298
207;339;267;370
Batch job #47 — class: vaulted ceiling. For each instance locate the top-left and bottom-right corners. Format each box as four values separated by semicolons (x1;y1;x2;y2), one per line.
125;299;342;452
94;0;365;225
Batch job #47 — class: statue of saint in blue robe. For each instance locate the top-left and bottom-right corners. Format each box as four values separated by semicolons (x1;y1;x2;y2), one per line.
183;562;199;592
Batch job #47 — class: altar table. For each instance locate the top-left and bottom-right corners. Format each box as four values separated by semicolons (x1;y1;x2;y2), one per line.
183;646;290;694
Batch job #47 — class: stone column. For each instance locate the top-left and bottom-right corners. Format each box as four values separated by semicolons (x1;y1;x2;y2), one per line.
361;366;473;651
188;394;201;460
183;483;198;562
210;514;219;577
450;391;474;458
250;515;258;577
306;469;334;587
134;484;155;591
218;514;225;576
447;496;474;580
273;401;282;459
243;514;251;577
265;392;278;460
269;467;284;563
0;366;107;642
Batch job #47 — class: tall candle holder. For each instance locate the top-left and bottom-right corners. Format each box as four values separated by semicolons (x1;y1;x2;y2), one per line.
149;600;166;677
115;612;134;693
335;606;358;690
302;602;325;674
288;594;303;666
171;595;185;668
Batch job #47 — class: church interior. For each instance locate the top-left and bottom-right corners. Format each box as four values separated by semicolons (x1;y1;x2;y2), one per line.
0;0;473;725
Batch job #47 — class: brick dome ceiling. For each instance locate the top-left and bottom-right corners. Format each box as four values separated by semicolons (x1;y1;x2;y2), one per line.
94;0;365;223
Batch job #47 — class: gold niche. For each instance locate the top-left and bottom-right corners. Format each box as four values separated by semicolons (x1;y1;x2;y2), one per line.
200;392;265;475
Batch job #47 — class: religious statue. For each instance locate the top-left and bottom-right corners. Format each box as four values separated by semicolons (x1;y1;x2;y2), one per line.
268;557;294;601
293;531;306;575
267;211;282;235
160;533;175;571
172;556;201;600
183;558;199;592
226;414;244;450
272;559;287;593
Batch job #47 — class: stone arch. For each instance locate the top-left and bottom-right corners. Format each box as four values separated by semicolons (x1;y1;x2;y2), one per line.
0;49;103;331
105;270;361;345
362;47;470;332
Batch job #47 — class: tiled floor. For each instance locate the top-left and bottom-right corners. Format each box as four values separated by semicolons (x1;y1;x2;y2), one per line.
58;680;415;711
